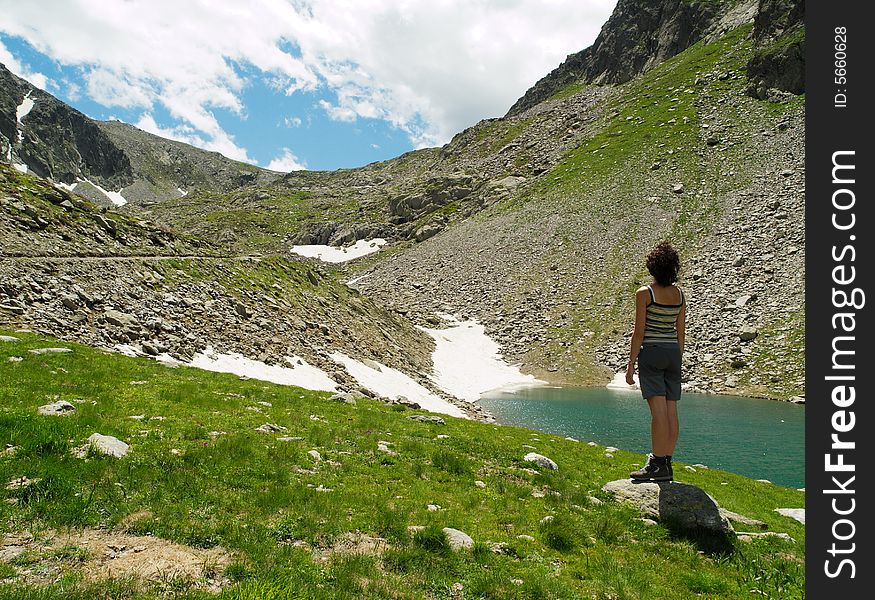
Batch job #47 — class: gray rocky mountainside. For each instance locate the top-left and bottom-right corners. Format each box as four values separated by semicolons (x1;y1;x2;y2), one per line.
0;64;280;207
1;0;805;407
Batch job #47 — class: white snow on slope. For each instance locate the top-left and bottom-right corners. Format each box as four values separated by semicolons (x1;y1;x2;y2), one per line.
85;178;128;207
420;315;546;402
291;238;387;263
330;351;468;418
16;91;34;144
606;371;639;391
50;178;127;206
189;346;338;392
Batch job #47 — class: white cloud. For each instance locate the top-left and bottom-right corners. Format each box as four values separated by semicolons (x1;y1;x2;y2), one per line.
266;147;306;172
0;0;615;156
135;113;254;164
0;40;50;89
282;116;303;128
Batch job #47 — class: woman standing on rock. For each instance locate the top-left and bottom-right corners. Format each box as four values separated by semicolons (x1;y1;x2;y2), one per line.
624;241;685;482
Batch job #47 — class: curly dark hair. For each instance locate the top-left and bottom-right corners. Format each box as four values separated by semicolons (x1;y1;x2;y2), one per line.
646;241;680;286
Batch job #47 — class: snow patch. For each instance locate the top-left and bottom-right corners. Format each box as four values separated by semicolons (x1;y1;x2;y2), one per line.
16;92;35;123
291;238;387;263
419;315;545;402
330;351;468;418
189;347;338;392
346;273;370;286
12;163;28;173
113;344;141;358
54;181;78;192
606;371;639;391
16;91;34;144
84;178;128;207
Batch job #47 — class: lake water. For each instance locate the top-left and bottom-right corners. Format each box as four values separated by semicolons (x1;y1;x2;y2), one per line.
479;386;805;488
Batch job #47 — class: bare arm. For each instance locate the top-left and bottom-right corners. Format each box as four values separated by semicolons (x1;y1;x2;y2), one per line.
625;288;648;384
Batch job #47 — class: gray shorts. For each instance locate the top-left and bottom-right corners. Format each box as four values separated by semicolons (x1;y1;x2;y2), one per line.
638;343;682;401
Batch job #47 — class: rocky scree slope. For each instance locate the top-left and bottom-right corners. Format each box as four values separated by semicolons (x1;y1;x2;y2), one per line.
0;165;485;419
354;22;805;401
0;63;280;207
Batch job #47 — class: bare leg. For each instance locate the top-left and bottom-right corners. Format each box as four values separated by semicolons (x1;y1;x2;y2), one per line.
646;395;672;456
666;399;679;456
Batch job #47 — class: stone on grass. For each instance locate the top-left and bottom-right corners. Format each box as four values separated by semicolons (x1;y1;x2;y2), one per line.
775;508;805;524
738;531;794;542
474;480;486;489
329;393;357;405
0;336;19;342
38;400;76;416
29;348;72;355
308;450;322;461
86;433;129;458
255;423;286;433
602;479;734;536
407;415;446;425
523;452;558;470
442;527;474;551
720;509;768;530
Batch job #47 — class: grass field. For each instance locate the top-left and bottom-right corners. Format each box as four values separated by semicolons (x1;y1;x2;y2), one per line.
0;330;804;599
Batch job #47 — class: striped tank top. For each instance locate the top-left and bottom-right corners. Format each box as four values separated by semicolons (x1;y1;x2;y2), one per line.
643;285;684;344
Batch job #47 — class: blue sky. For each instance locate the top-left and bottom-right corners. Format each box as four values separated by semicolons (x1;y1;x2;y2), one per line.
0;1;615;172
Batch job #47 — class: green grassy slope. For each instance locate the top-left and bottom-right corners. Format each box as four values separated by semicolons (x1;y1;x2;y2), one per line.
1;332;804;598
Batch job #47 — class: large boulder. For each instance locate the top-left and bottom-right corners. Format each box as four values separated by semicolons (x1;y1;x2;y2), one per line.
603;479;734;536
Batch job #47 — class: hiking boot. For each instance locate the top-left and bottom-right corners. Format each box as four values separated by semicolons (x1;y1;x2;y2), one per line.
630;454;672;482
666;455;674;481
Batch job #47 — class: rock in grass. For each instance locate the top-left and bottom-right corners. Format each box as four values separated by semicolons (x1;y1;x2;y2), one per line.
775;508;805;524
329;393;357;405
602;479;733;536
29;347;72;355
523;452;558;470
407;415;446;425
720;509;768;530
737;531;794;542
442;527;474;551
38;400;76;416
86;433;129;458
255;423;286;433
0;335;19;342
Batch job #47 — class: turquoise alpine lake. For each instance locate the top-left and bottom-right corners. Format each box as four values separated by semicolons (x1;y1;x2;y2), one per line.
479;386;804;488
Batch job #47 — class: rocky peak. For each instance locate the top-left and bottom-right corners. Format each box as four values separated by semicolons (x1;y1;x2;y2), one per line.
506;0;758;117
0;63;134;190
